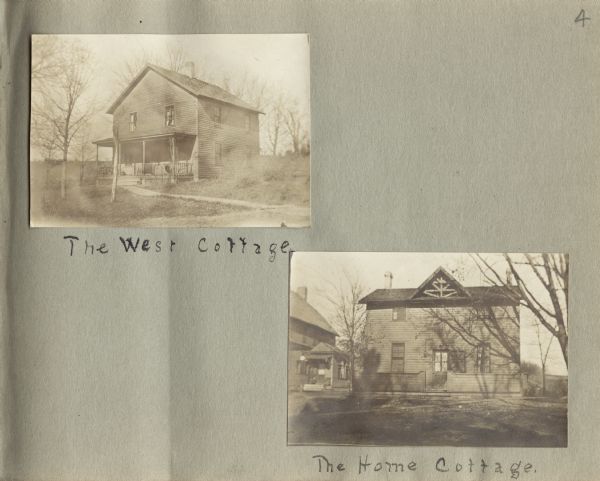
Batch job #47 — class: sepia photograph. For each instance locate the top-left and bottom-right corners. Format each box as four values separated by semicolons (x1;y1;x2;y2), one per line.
29;34;310;227
288;252;568;447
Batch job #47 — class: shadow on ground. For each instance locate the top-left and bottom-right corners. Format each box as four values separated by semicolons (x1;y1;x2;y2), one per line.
288;392;567;447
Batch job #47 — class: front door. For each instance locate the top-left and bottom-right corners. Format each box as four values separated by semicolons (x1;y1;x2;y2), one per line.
432;350;448;390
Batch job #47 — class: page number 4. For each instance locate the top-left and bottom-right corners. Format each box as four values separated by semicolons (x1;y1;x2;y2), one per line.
575;9;590;27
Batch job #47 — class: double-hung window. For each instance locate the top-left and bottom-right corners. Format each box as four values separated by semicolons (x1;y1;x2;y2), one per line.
129;112;137;132
165;105;175;126
391;343;405;373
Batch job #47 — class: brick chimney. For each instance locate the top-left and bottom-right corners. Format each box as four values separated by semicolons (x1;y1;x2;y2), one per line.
384;272;393;289
297;286;308;301
185;61;195;78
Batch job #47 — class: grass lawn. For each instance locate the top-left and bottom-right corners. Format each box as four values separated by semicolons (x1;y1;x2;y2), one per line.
31;182;245;227
30;157;310;227
288;392;567;447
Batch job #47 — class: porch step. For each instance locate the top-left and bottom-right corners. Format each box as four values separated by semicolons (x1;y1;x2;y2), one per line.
303;384;325;392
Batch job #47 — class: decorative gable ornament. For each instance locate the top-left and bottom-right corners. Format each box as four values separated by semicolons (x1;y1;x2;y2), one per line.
423;276;458;298
411;267;470;300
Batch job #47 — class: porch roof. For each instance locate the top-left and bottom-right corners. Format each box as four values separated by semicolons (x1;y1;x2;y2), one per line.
92;132;195;147
92;137;114;147
306;342;348;360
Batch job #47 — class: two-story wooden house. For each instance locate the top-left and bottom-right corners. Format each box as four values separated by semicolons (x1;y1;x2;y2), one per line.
288;287;350;392
93;63;262;181
358;267;522;395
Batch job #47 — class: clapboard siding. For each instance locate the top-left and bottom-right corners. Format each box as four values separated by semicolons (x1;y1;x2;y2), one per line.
110;69;260;179
114;70;197;140
363;305;521;393
197;98;260;178
446;373;521;393
365;307;427;374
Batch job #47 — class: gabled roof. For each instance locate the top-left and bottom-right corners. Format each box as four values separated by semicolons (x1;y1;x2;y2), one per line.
359;266;520;307
106;63;263;115
307;342;349;360
411;266;470;299
290;291;338;336
310;342;345;355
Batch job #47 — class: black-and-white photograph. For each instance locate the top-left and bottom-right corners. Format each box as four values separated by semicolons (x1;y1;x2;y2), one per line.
30;34;310;227
288;252;568;447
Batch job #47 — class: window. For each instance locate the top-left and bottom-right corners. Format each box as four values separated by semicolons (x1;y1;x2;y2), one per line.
475;343;492;373
433;350;448;372
215;142;223;164
212;104;222;124
165;105;175;126
245;112;251;131
129;112;137;132
449;350;466;373
391;343;405;373
296;361;307;375
392;308;404;321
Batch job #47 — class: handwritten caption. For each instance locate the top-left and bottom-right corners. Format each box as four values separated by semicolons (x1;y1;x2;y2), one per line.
63;235;291;262
312;455;536;479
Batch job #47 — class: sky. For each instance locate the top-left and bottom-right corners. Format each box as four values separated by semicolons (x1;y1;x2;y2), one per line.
290;252;568;376
30;34;310;160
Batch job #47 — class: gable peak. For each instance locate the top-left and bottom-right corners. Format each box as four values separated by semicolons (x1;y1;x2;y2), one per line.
411;266;469;299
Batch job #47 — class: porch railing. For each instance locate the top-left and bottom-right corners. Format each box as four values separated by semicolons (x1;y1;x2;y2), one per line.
133;161;192;177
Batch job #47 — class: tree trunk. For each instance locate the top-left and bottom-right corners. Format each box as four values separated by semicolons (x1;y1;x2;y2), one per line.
271;128;279;156
111;141;119;202
61;118;70;199
557;326;568;368
60;160;67;199
349;340;355;392
541;364;546;396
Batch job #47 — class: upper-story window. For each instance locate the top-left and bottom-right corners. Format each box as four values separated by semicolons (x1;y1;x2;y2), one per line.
392;308;405;321
212;104;222;124
129;112;137;132
165;105;175;126
245;112;251;131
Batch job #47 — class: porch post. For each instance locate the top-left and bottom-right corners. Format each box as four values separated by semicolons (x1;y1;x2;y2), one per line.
330;357;335;388
170;136;176;183
142;140;146;178
95;144;99;183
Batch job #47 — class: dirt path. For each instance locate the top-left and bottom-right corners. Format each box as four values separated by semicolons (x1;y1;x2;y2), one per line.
123;185;310;227
125;185;295;210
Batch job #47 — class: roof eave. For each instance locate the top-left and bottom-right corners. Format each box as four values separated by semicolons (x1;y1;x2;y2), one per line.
107;63;264;115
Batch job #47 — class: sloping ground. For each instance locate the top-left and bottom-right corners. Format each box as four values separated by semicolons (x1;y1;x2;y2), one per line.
145;155;310;207
288;393;567;447
30;182;244;227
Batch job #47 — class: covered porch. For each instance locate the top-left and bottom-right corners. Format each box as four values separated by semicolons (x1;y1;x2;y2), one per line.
299;343;350;392
92;133;196;183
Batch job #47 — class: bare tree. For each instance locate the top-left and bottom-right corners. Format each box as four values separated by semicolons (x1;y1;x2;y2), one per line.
113;41;192;92
533;320;554;395
31;115;59;161
222;70;268;111
421;304;521;368
472;254;568;368
72;125;96;184
266;96;286;156
282;99;308;156
31;36;62;86
324;272;368;391
32;38;95;199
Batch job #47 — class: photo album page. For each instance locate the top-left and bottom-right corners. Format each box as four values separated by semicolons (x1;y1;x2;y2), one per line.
1;1;598;481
